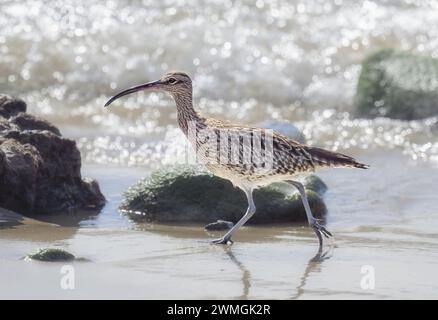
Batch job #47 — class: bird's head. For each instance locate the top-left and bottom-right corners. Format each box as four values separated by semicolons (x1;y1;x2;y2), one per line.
104;71;192;107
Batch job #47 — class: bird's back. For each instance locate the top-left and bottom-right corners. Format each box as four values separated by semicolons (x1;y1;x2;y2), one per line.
187;117;367;186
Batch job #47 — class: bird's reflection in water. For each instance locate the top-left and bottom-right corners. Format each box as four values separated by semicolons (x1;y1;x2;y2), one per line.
291;245;334;299
222;247;251;300
222;244;334;300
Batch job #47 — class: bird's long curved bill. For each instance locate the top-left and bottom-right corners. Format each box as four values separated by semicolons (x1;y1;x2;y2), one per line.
104;80;161;107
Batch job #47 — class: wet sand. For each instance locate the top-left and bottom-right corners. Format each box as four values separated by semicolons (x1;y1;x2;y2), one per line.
1;152;438;299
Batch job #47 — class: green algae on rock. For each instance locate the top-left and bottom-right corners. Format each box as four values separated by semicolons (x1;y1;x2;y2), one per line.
26;248;75;262
355;49;438;120
120;165;327;224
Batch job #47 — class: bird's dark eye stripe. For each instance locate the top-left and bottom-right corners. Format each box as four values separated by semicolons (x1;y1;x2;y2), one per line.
167;78;178;84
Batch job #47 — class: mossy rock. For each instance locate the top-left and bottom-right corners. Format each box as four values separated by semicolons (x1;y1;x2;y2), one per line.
355;49;438;120
302;175;327;196
286;190;327;222
26;248;75;262
204;220;234;231
120;165;327;224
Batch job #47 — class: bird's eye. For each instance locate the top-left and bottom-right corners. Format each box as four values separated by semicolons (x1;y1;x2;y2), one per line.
168;78;177;84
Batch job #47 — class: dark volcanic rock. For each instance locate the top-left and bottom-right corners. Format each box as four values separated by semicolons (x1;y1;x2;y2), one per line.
0;94;105;214
10;113;61;136
120;165;327;224
0;138;40;213
0;117;12;131
26;248;75;262
204;220;234;231
0;95;26;118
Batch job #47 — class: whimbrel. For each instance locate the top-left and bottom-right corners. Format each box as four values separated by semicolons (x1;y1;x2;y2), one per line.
105;72;368;247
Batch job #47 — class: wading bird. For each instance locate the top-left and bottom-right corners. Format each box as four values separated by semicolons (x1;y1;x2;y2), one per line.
105;72;368;247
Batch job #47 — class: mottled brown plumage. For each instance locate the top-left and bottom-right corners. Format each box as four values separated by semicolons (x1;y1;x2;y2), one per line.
105;71;368;247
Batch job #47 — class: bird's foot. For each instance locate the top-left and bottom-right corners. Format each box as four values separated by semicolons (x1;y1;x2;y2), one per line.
310;219;333;246
211;237;233;245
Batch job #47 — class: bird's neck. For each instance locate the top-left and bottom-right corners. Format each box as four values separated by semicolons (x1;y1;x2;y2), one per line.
172;92;204;135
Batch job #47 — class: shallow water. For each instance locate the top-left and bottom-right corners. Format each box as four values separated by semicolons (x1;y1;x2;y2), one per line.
1;0;438;299
1;154;438;299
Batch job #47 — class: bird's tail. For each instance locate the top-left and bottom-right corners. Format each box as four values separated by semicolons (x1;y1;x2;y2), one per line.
306;146;369;169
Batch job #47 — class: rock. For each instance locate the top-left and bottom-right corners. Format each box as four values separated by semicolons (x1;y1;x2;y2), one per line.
257;120;306;143
120;165;327;224
0;117;12;131
303;175;328;196
80;178;107;210
0;207;24;228
0;95;26;118
0;95;106;214
355;49;438;120
204;220;234;231
26;248;75;262
10;113;61;136
0;138;40;213
0;147;4;176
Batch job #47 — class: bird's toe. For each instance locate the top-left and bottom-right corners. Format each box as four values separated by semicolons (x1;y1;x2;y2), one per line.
211;237;233;245
311;221;333;240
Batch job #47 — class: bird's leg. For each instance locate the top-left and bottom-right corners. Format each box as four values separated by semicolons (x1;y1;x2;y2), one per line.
211;188;255;245
287;180;333;247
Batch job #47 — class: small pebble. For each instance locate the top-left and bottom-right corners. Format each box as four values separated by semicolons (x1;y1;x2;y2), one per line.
204;220;234;231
